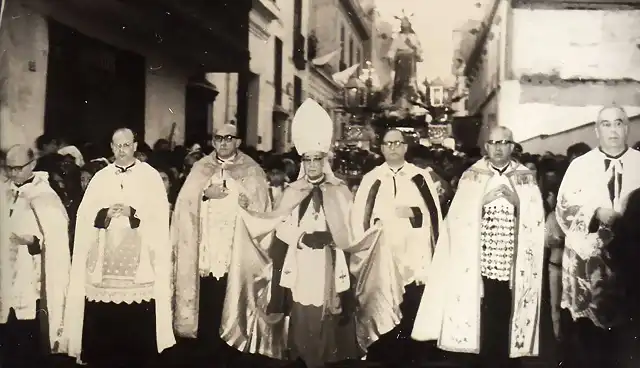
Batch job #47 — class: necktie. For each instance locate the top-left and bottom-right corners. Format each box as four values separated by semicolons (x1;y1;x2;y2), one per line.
604;158;623;206
390;166;403;197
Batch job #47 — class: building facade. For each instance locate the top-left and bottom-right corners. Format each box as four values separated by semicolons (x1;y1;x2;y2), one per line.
224;0;311;153
0;0;251;152
306;0;372;141
459;0;640;153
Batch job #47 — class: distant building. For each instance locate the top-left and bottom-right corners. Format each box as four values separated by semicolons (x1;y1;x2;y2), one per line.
458;0;640;153
306;0;372;140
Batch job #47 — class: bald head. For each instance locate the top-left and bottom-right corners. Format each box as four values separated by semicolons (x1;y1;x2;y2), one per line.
597;105;629;125
382;129;405;143
112;128;135;142
6;144;35;165
5;144;36;184
487;126;514;142
215;124;238;137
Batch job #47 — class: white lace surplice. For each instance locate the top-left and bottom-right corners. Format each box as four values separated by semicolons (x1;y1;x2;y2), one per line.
198;173;246;280
85;216;154;304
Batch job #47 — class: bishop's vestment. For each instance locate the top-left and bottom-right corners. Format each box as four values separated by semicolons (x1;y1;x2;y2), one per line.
172;151;275;355
412;159;545;363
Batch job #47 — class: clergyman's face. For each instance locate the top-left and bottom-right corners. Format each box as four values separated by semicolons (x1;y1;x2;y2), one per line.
6;153;35;185
302;152;325;180
485;129;514;166
111;131;137;165
213;126;240;159
381;130;407;163
596;108;629;151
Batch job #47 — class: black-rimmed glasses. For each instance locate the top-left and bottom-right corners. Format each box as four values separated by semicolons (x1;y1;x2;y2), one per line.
487;140;514;146
214;135;238;143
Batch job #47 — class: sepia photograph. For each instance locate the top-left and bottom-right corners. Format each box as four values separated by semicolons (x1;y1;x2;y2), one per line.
1;0;640;367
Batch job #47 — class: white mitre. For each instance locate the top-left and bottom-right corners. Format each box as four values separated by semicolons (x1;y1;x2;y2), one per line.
292;98;334;156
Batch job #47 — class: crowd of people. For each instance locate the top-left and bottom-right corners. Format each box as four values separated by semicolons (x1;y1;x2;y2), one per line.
1;101;640;368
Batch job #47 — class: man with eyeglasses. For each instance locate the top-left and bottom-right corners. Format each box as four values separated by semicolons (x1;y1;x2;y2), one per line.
555;106;640;367
412;126;545;368
172;123;272;356
0;144;70;367
61;128;176;367
350;128;443;363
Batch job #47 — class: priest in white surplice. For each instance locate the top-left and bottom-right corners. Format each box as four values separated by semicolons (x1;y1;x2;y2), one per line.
412;127;545;368
350;128;442;362
555;106;640;367
0;145;70;367
61;128;175;367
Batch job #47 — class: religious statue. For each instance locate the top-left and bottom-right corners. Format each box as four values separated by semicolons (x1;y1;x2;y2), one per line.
387;12;424;108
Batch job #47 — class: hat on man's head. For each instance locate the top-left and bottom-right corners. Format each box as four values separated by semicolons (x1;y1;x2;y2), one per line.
292;99;334;156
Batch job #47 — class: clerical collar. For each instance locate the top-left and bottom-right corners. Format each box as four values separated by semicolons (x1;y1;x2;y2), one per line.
489;161;511;175
115;161;136;173
599;146;628;160
387;162;405;174
217;154;236;164
14;175;35;188
307;175;325;185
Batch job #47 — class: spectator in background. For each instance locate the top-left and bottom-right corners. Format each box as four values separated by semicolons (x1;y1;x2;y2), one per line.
154;165;178;213
35;134;59;157
134;141;153;162
566;142;591;163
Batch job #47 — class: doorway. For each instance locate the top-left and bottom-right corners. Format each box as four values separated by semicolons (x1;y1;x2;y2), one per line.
44;20;145;155
185;75;217;147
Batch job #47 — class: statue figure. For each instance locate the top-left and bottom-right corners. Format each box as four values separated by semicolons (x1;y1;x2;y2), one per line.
387;12;424;107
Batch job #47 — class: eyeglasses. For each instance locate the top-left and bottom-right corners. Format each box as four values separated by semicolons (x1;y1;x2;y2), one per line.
5;160;34;172
302;156;324;163
487;140;514;146
214;135;237;143
112;142;135;150
382;141;405;148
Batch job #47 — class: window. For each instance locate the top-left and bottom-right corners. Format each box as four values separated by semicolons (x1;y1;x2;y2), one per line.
356;45;361;66
293;0;303;58
340;26;345;71
349;38;354;66
294;76;303;110
274;37;283;105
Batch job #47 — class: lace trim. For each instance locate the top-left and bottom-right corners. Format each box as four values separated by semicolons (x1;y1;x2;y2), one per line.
85;283;154;304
